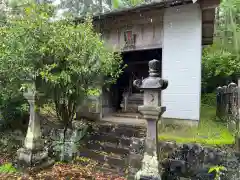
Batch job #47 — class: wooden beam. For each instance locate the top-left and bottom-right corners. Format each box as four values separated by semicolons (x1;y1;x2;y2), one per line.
200;0;220;10
202;36;214;39
202;37;213;45
202;20;214;25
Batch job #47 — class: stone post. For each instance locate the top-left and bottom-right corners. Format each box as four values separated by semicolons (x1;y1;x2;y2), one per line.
133;59;168;180
216;86;224;119
17;86;52;169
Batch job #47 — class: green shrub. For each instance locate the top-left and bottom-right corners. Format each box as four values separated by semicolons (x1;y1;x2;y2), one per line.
201;93;216;107
0;95;29;129
0;163;17;173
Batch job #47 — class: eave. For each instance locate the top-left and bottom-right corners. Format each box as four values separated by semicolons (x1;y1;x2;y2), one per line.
89;0;220;46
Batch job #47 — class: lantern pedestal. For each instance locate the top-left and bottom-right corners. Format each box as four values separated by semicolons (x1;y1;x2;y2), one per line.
133;59;168;180
17;88;53;170
135;106;166;180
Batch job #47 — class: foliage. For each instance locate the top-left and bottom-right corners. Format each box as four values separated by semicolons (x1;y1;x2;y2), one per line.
0;0;8;25
87;88;101;96
7;0;33;7
112;0;144;9
0;3;123;134
57;0;103;17
0;163;17;173
202;0;240;91
208;165;226;180
201;93;216;107
49;0;145;18
74;156;92;163
0;0;34;128
0;95;28;127
0;53;28;128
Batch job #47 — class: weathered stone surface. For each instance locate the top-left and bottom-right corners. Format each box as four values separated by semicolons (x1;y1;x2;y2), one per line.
67;119;240;180
17;87;53;170
86;141;129;155
66;119;240;180
17;147;48;166
135;152;161;180
133;59;168;180
91;123;146;137
159;141;240;180
75;121;147;177
42;120;88;161
78;149;106;163
128;154;144;169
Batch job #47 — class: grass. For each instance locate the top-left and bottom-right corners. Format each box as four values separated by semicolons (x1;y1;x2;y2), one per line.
158;104;235;146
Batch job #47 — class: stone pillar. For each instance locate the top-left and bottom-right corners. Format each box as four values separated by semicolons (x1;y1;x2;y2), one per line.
133;59;168;180
17;86;52;169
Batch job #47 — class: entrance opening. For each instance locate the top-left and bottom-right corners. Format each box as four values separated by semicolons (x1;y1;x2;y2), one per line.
111;48;162;113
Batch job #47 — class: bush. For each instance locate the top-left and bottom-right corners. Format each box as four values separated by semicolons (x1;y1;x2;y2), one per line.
0;95;29;130
201;93;216;107
0;163;17;173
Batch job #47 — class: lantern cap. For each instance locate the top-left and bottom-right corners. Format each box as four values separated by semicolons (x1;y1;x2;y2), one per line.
133;59;168;90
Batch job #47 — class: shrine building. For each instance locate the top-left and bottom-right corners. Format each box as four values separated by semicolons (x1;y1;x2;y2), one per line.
78;0;220;125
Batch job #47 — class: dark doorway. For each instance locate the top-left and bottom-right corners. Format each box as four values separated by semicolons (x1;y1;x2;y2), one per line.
111;48;162;112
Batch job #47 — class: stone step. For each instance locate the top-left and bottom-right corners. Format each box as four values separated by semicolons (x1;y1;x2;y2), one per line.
77;149;127;173
113;113;144;120
80;121;146;178
76;149;143;179
93;121;146;131
91;121;146;131
91;123;146;138
85;141;130;156
85;132;133;147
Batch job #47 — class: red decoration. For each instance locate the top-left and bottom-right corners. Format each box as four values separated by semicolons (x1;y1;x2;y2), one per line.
127;31;132;41
124;30;135;48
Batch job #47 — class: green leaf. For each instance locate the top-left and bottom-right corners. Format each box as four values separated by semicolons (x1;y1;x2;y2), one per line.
112;0;120;9
208;165;226;173
0;2;124;129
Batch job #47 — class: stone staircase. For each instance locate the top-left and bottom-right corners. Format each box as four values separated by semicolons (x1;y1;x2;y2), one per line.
77;121;147;179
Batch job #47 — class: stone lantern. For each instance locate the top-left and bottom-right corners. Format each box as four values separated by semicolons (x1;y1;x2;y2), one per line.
17;84;52;169
133;59;168;180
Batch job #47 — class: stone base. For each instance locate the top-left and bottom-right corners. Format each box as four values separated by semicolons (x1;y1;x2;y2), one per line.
17;147;52;169
139;175;161;180
135;152;161;180
30;158;55;172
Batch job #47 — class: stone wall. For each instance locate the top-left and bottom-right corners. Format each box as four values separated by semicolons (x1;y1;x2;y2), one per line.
42;120;89;162
159;141;240;180
40;119;240;180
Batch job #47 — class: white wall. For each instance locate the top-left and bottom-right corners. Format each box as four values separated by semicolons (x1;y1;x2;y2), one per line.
162;4;202;121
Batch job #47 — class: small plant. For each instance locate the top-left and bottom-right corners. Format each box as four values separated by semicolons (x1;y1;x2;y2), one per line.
55;161;66;165
74;156;91;163
0;163;17;173
208;165;226;180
